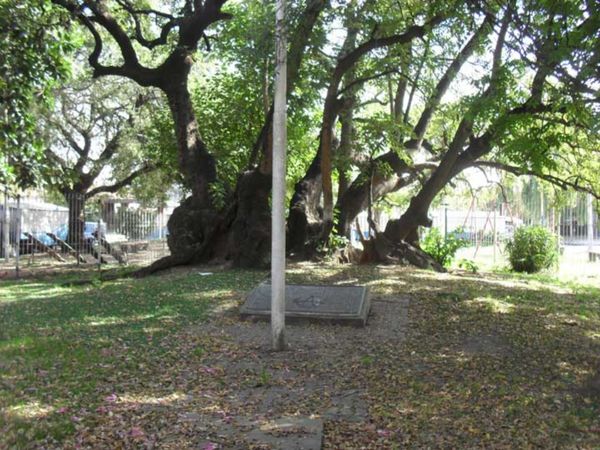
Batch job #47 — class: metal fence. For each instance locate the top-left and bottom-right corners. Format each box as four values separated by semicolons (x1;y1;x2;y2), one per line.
1;191;171;278
349;179;599;278
428;190;599;278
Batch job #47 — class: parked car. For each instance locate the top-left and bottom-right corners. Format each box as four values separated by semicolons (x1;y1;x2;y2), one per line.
52;222;106;242
17;222;106;254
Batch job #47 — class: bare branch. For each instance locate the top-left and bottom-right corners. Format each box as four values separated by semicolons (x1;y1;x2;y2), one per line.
114;0;179;50
337;68;399;96
412;14;495;143
85;163;157;198
474;161;599;199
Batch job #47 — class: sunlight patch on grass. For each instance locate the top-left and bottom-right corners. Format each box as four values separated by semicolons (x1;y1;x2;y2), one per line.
85;316;127;327
0;284;70;303
557;361;592;378
141;326;163;334
467;296;515;314
0;336;34;352
117;392;186;406
584;330;600;341
7;401;55;419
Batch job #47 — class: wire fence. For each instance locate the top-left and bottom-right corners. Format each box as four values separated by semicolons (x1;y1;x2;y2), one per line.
427;191;599;279
3;180;598;280
350;180;599;279
1;190;171;279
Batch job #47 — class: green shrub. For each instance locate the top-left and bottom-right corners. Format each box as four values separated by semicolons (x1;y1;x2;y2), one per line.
506;225;558;273
421;227;468;268
458;258;479;273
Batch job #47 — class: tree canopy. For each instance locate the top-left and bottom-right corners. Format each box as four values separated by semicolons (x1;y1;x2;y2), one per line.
2;0;598;270
0;0;73;188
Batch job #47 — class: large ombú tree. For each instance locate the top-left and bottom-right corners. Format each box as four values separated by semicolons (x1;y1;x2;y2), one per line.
347;0;600;265
52;0;599;273
286;0;599;267
52;0;231;204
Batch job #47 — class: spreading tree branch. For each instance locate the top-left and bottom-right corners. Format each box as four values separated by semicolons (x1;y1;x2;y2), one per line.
85;162;157;198
474;161;599;199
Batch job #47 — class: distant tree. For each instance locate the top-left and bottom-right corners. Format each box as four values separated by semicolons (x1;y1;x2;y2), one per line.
42;79;156;245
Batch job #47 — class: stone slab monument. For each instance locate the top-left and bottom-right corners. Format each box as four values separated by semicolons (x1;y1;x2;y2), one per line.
241;282;371;326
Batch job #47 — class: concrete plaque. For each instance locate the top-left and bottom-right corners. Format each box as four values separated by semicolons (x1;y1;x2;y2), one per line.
240;282;371;326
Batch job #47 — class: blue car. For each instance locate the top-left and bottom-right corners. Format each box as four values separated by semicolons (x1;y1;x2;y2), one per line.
53;222;106;242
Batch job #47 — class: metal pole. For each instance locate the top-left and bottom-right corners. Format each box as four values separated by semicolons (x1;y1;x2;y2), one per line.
75;194;81;266
3;187;9;261
587;193;594;259
97;217;102;273
444;204;448;239
493;207;497;264
15;195;21;278
271;0;287;351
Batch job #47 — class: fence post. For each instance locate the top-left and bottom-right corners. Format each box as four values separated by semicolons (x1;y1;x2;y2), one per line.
557;210;562;256
97;216;102;273
444;204;448;239
15;195;21;278
493;207;497;264
587;193;594;260
3;187;9;261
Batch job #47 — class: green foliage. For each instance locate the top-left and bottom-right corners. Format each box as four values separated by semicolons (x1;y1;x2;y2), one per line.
422;227;468;268
457;258;479;273
506;226;558;273
317;233;349;257
0;0;74;187
208;181;229;211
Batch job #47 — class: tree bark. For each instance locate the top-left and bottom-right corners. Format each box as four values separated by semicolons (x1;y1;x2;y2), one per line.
163;82;217;206
65;190;86;249
336;152;414;237
287;151;323;256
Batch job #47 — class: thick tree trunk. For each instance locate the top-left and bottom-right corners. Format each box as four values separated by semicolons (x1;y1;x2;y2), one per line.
157;80;222;262
336;152;413;237
164;83;217;206
229;170;272;267
360;234;444;272
287;152;323;256
337;104;354;198
65;190;86;249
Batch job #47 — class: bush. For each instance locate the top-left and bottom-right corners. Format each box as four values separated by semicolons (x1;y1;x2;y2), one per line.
421;227;468;268
506;226;558;273
458;258;479;273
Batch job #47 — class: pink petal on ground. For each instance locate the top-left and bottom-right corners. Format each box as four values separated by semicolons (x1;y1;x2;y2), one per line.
200;443;218;450
104;393;118;403
57;407;68;414
130;426;145;438
377;429;392;437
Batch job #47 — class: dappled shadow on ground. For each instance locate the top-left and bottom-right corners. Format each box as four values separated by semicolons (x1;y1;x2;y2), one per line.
1;265;599;448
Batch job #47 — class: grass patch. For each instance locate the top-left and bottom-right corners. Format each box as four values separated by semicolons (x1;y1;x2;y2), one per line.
0;268;266;448
1;263;599;448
